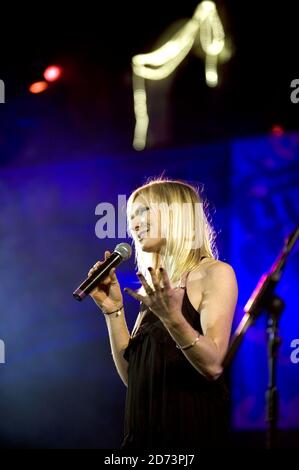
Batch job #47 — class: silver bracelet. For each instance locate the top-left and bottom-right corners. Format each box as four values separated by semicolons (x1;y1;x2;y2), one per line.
102;305;124;318
176;331;200;351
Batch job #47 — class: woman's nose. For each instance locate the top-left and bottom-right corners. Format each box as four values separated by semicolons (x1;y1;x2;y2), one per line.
132;217;141;233
132;216;148;233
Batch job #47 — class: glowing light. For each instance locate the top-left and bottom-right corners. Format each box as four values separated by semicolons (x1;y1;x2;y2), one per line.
200;1;216;14
29;81;49;94
43;65;62;82
205;54;218;87
132;20;199;80
131;1;228;150
132;77;149;151
271;125;284;137
206;69;218;87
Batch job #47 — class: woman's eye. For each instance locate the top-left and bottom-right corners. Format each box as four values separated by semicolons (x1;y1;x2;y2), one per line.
130;206;150;222
141;206;149;214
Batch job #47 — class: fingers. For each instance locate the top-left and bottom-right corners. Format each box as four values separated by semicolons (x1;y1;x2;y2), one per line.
109;267;118;283
136;271;154;295
125;267;175;305
159;267;171;291
147;267;161;291
88;253;111;276
87;251;111;277
136;267;170;294
123;287;144;302
88;260;102;277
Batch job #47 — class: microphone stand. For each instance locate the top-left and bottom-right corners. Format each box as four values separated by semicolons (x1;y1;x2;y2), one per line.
223;226;299;449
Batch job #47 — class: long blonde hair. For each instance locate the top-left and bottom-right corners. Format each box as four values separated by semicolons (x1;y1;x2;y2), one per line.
127;176;218;288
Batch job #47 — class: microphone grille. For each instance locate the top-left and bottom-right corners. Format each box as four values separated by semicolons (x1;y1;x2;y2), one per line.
114;242;132;260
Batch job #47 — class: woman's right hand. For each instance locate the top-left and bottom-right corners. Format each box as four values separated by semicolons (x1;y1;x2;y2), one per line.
88;250;123;313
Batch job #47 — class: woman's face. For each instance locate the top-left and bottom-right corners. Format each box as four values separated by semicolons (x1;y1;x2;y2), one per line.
129;195;166;253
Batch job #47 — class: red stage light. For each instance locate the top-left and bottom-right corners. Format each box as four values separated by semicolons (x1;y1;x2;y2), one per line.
29;81;49;94
271;125;284;137
44;65;62;82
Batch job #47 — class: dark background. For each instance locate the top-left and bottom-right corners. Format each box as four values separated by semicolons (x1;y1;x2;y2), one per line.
0;0;298;160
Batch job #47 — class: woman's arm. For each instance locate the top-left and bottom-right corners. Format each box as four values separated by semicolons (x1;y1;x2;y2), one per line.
104;310;131;387
88;251;131;387
163;261;238;380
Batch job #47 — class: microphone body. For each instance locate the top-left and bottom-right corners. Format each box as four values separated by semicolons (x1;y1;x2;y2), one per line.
73;243;132;301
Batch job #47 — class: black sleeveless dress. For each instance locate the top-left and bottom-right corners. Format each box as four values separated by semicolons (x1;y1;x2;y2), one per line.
121;281;230;450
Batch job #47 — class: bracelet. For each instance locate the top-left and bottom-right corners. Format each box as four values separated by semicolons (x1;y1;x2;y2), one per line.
176;331;200;351
102;305;124;318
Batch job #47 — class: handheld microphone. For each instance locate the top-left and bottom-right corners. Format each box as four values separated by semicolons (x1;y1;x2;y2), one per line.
73;242;132;301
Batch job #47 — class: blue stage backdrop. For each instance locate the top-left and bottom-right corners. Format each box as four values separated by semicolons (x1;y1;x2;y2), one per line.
0;134;298;448
0;143;230;448
230;133;299;429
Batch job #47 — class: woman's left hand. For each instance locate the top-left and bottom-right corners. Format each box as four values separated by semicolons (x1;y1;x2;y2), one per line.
124;267;188;324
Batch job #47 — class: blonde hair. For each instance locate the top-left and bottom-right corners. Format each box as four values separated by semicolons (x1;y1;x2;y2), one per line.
127;176;218;288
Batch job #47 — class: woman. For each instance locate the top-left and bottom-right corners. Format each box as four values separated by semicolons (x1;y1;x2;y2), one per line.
88;177;238;449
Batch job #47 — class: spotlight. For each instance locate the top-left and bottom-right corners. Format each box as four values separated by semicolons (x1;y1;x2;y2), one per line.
271;125;284;137
29;81;49;94
43;65;62;82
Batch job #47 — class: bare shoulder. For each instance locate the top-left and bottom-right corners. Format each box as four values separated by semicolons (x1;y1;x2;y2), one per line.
204;259;237;278
187;259;237;307
188;258;236;281
202;259;238;289
185;259;238;319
